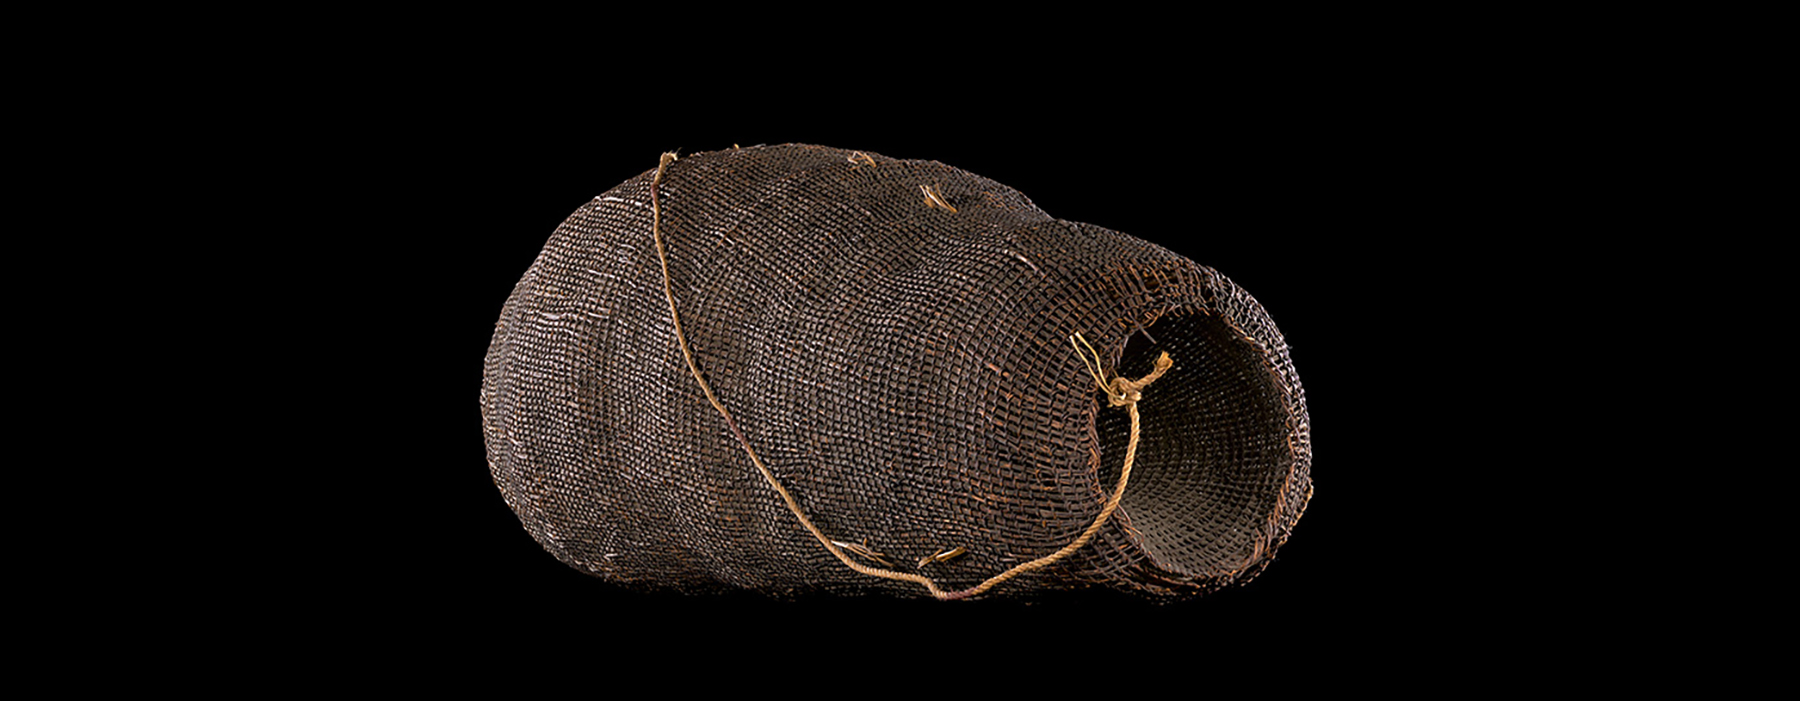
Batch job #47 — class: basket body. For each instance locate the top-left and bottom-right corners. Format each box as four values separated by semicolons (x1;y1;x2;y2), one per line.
481;144;1311;599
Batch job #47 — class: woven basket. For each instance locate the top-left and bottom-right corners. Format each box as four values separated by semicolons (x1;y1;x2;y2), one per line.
481;144;1311;600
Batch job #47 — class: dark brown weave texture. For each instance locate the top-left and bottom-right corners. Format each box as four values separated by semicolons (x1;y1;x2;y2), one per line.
481;144;1312;600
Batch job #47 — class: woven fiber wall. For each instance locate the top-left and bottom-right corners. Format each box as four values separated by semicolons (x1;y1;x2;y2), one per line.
481;144;1311;600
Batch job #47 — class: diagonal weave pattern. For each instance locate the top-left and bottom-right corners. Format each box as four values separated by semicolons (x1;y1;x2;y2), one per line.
481;144;1312;599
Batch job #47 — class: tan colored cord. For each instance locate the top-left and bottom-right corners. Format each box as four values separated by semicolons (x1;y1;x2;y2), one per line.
648;152;1169;600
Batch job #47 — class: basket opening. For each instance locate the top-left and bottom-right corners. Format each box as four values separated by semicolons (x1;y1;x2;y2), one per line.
1094;310;1293;580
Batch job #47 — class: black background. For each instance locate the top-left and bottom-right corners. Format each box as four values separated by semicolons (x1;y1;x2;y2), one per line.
41;21;1732;683
322;83;1508;667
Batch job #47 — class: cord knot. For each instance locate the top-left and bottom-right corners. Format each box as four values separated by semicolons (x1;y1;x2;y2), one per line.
1072;332;1173;408
1106;352;1172;406
1106;386;1144;407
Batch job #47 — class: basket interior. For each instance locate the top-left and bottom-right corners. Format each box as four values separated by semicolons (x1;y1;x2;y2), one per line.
1094;310;1295;580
